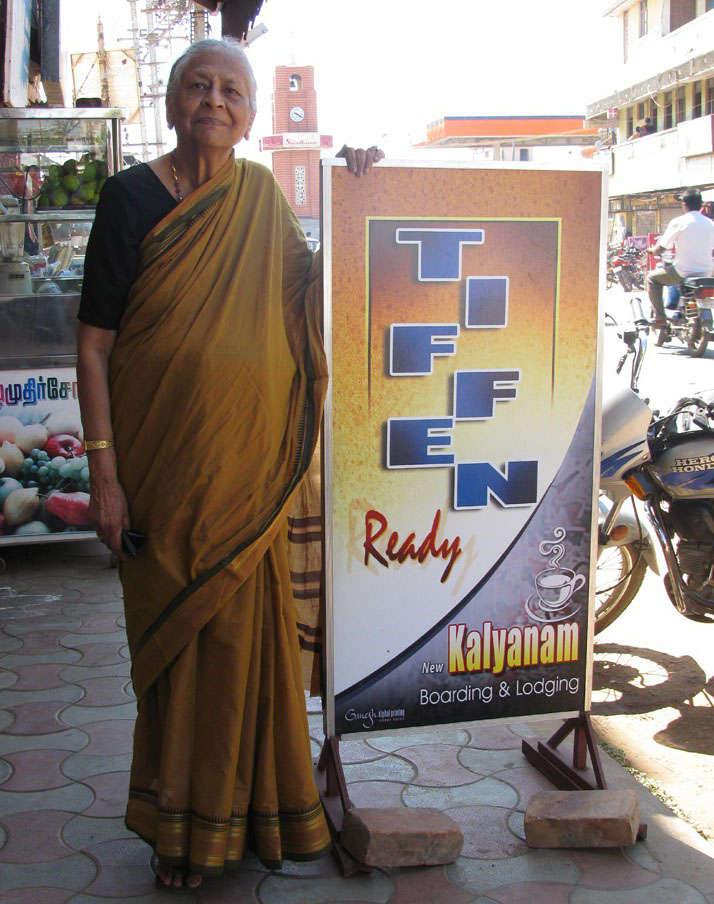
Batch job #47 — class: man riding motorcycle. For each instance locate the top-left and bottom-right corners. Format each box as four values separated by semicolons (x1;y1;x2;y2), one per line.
647;188;714;329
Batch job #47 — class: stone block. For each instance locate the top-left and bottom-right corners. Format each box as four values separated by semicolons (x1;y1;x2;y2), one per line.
340;807;463;867
525;789;640;848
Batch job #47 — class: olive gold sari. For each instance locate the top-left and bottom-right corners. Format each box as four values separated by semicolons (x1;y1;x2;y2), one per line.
109;156;330;873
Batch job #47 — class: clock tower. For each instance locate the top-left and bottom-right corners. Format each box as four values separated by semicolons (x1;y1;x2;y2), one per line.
260;66;332;242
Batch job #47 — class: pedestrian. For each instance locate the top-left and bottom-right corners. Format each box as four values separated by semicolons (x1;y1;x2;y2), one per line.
76;37;382;890
647;188;714;328
643;117;656;134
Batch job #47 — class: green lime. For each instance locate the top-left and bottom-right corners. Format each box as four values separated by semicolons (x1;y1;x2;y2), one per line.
37;193;49;208
47;164;61;182
50;188;69;207
81;162;97;182
62;159;77;174
62;174;80;192
75;182;95;202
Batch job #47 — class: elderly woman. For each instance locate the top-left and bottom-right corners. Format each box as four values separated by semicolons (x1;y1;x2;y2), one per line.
77;38;380;890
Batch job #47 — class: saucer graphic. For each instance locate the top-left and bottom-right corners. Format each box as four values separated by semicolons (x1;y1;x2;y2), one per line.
525;592;582;623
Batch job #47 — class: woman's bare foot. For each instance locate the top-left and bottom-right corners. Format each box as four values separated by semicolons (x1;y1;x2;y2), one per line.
151;854;203;889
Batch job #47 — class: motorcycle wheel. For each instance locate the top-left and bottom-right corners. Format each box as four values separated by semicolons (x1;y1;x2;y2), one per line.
595;542;647;634
618;271;634;292
686;319;708;357
655;326;669;347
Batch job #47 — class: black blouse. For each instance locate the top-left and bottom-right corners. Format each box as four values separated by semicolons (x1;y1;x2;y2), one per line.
78;164;178;331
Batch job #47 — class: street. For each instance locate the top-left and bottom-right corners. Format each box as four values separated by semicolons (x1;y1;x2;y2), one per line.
594;284;714;841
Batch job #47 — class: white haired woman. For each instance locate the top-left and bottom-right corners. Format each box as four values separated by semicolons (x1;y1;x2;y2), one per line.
77;38;381;890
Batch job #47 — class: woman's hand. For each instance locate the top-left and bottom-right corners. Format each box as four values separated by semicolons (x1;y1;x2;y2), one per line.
336;144;384;177
88;454;131;558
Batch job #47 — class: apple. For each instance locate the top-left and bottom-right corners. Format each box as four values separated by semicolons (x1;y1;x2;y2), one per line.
45;434;84;459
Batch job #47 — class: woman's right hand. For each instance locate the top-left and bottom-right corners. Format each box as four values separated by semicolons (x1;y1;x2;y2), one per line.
88;457;130;558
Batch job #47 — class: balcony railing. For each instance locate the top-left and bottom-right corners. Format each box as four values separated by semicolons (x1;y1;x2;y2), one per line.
604;114;714;196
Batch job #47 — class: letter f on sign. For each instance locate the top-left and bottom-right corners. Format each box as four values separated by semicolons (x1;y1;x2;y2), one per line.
390;324;459;375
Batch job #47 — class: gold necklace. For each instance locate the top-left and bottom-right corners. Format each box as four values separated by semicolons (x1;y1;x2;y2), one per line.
170;152;183;202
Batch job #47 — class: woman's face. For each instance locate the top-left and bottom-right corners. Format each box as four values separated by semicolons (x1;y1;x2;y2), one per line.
168;47;256;151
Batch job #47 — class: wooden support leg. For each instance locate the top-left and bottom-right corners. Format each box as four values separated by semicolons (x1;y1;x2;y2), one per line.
522;713;647;840
315;736;366;876
521;712;607;791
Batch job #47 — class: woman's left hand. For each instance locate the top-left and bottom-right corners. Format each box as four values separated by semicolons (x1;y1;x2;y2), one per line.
336;145;384;177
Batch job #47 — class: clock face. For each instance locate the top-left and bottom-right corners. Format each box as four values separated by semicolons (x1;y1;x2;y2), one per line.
289;106;305;123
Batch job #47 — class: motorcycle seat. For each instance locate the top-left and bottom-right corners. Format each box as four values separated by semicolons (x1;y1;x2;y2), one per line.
682;277;714;289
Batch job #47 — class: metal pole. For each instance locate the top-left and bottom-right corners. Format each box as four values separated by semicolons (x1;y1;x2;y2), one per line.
191;2;209;42
97;18;110;107
146;7;165;156
128;0;149;160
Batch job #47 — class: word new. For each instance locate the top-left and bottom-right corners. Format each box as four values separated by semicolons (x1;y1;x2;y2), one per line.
387;228;538;510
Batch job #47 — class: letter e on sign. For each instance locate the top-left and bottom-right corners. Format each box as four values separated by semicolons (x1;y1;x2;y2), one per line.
387;417;455;468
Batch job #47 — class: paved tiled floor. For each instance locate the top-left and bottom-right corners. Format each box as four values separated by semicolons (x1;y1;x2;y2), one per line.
2;543;714;903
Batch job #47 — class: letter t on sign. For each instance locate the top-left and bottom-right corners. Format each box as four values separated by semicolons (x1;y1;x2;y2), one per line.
396;228;484;280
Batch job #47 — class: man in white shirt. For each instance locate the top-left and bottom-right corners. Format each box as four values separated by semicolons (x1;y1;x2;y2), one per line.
647;188;714;327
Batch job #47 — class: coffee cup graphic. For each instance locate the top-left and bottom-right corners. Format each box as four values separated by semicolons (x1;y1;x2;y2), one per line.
535;567;585;610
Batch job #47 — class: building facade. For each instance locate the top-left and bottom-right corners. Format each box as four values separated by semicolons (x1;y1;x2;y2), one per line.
259;66;332;243
587;0;714;236
416;115;598;161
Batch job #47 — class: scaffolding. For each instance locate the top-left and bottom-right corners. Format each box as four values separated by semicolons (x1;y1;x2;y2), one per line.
125;1;212;160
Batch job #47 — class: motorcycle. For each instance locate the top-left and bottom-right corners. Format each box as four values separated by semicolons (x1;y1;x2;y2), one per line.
654;276;714;357
596;301;714;632
607;245;645;292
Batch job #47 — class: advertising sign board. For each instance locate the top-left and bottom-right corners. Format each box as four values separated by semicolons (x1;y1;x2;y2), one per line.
323;161;604;736
0;367;93;544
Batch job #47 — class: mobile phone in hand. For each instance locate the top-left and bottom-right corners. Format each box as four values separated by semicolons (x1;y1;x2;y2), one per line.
120;529;147;558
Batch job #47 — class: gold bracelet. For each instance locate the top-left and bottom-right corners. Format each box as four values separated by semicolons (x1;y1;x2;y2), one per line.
84;439;114;452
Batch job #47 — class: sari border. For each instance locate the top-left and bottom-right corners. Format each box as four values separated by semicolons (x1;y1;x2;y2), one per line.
137;155;239;271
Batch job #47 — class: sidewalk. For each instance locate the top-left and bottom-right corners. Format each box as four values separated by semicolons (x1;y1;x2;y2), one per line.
1;542;713;904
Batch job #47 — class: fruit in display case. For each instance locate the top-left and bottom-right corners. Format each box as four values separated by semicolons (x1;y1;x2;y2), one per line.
37;156;107;209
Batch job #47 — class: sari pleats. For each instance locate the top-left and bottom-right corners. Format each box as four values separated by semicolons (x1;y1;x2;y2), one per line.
126;521;330;871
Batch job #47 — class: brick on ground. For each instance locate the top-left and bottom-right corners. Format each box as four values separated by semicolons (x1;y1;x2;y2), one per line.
341;807;464;867
525;789;640;848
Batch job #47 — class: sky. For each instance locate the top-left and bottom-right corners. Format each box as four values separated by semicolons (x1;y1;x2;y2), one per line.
59;0;619;163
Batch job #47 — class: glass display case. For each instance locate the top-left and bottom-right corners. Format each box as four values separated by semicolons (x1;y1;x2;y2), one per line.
0;109;122;548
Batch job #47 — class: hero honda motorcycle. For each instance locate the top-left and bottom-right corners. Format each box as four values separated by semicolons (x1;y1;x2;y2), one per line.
597;300;714;632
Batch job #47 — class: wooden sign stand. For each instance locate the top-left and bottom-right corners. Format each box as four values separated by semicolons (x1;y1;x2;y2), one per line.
521;712;606;791
315;736;364;876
